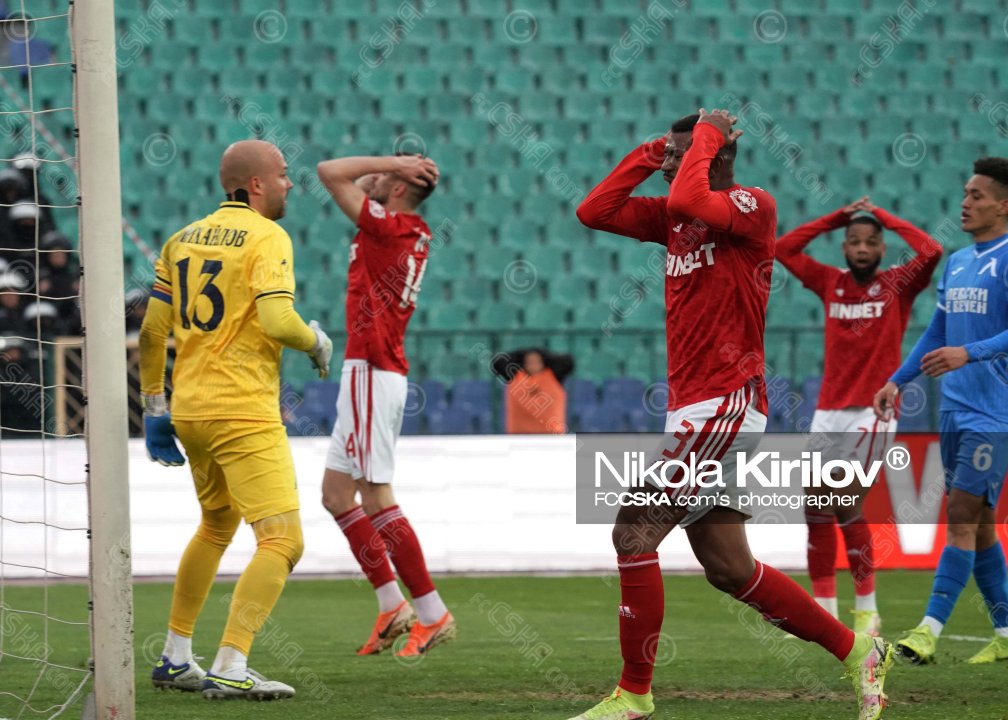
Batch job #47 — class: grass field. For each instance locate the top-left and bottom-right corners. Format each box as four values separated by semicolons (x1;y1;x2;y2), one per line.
3;571;1008;719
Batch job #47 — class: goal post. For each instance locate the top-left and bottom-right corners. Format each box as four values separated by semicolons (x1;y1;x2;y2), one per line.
74;1;135;718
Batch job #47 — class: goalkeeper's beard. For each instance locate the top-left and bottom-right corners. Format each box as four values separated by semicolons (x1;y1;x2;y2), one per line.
846;257;881;284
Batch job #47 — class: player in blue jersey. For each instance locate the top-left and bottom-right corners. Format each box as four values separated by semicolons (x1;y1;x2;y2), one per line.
874;157;1008;665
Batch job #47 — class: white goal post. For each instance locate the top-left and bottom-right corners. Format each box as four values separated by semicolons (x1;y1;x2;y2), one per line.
74;1;134;718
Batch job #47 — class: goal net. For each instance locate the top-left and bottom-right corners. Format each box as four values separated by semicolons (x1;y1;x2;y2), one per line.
0;2;132;719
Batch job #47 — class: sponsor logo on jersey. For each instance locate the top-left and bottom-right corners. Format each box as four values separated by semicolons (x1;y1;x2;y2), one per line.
828;301;885;320
950;266;964;276
979;258;997;277
729;188;757;214
946;286;988;314
666;242;715;277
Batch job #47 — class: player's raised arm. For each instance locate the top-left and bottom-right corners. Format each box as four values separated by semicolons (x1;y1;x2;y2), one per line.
775;201;864;296
316;155;438;224
575;135;668;243
868;202;943;291
665;109;739;229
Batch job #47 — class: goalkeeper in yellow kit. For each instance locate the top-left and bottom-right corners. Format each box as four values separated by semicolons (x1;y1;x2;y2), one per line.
140;140;332;700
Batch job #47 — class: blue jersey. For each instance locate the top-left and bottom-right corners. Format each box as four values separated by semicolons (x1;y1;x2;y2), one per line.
936;235;1008;420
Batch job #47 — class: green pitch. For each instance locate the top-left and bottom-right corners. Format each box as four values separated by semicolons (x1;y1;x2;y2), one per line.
3;571;1006;719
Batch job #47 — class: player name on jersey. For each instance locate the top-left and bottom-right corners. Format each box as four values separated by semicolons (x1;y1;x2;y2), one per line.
176;225;249;247
945;286;988;314
827;301;885;320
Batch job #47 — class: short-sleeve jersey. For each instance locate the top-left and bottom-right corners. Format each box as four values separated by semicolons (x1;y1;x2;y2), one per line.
152;201;296;422
344;197;431;375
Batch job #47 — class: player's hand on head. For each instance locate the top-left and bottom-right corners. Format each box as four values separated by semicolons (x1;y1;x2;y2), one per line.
697;107;743;144
842;196;871;216
308;320;333;379
920;346;969;378
872;381;898;422
393;154;439;188
141;393;186;467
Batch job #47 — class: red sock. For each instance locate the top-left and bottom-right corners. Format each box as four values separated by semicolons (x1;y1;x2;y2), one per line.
371;505;435;599
840;514;875;596
734;561;854;662
617;553;664;696
805;510;838;598
334;506;395;589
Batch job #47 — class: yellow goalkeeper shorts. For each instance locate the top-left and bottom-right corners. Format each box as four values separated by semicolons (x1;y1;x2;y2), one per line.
173;419;299;524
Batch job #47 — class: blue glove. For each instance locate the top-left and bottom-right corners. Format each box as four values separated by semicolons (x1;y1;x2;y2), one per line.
142;394;186;467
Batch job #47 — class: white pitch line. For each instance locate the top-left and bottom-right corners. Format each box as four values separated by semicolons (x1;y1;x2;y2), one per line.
943;634;989;643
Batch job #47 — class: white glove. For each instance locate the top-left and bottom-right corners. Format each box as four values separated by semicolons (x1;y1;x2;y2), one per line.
308;320;333;379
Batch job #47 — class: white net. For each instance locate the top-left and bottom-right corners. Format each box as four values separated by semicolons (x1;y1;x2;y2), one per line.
0;2;93;718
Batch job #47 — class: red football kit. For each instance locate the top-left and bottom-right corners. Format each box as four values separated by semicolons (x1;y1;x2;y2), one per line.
576;123;777;415
776;208;941;409
344;196;431;375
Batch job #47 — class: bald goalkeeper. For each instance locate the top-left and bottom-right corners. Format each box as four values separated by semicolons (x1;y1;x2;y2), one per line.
140;140;332;700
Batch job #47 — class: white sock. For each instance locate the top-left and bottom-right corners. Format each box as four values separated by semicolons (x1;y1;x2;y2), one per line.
855;592;877;612
162;630;192;665
921;616;944;637
995;627;1008;638
210;646;248;676
814;596;838;619
413;589;448;625
376;580;406;613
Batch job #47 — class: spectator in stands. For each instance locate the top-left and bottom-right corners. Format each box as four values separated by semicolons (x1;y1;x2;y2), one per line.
23;300;61;338
0;167;27;241
39;230;77;311
11;153;56;232
7;201;40;266
0;336;42;434
124;287;148;340
491;348;573;434
0;271;27;336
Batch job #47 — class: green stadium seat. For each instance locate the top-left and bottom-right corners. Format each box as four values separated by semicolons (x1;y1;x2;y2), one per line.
524;302;569;329
563;44;605;67
447;66;487;94
403;67;443;94
535;17;577;44
495;68;536;94
474;303;522;330
583;16;621;44
520;244;563;277
428;305;472;330
943;13;987;41
197;41;240;68
445;17;488;42
292;42;331;68
787;41;832;67
580;352;623;382
958;114;996;143
517;44;559;71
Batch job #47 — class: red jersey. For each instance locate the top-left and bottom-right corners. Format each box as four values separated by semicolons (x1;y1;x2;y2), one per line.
776;208;941;409
577;123;776;415
345;197;431;374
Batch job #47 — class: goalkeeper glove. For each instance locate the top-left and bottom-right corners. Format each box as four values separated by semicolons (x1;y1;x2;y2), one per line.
141;393;186;467
308;320;333;379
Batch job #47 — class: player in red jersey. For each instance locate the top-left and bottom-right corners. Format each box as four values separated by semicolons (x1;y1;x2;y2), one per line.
315;153;456;657
570;110;893;720
777;197;942;635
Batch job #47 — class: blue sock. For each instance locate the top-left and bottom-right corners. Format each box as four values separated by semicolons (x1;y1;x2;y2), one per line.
924;546;976;625
973;542;1008;630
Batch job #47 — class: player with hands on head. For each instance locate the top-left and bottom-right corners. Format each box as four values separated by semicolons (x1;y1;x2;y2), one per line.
141;139;328;700
776;191;942;635
315;151;456;657
573;108;894;720
873;157;1008;666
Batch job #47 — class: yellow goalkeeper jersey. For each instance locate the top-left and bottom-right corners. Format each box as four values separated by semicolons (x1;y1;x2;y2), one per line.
151;201;297;422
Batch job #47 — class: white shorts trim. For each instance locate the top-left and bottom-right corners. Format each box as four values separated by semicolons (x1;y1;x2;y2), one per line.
324;360;407;484
659;383;767;526
809;407;895;466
